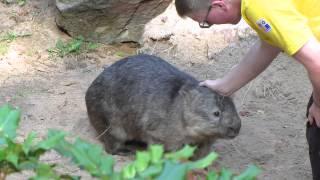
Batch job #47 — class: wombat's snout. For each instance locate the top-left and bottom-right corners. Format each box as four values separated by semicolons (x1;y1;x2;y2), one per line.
226;123;241;138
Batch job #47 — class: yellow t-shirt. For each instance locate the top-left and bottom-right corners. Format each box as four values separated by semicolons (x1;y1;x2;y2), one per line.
241;0;320;55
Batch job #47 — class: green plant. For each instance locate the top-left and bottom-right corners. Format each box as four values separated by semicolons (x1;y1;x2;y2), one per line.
16;0;25;6
1;0;26;6
0;31;31;55
47;36;99;57
0;32;17;42
115;51;128;57
0;42;9;56
0;104;261;179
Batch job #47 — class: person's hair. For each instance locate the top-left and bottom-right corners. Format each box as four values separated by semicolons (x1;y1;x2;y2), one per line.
175;0;211;17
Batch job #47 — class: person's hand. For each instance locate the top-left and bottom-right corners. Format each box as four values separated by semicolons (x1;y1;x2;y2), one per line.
308;102;320;127
199;79;229;96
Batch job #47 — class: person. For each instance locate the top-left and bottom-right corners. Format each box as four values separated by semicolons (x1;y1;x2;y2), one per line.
174;0;320;179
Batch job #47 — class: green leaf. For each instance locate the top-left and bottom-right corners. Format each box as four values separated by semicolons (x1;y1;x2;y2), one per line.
207;171;219;180
49;36;98;57
165;145;196;160
0;148;6;160
115;51;127;57
31;163;60;180
22;132;37;154
0;32;17;42
27;148;47;161
156;160;187;180
87;42;99;50
18;160;38;170
134;151;150;172
5;139;22;168
187;152;218;170
0;104;10;118
150;145;164;164
17;0;26;6
60;174;81;180
87;144;104;163
66;36;83;54
0;104;21;141
0;137;7;146
55;138;114;177
233;165;261;180
68;139;98;173
0;42;9;56
99;156;114;175
110;172;122;180
122;163;136;179
36;130;66;150
219;168;233;180
56;39;64;49
138;164;163;178
50;138;73;158
6;151;19;167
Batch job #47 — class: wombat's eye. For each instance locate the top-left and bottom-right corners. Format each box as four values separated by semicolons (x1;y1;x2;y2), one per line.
213;111;220;117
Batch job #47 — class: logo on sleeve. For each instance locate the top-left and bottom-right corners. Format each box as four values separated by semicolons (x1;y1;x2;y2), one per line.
256;19;272;32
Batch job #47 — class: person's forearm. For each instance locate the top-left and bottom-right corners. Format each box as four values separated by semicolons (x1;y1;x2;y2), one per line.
307;63;320;107
294;38;320;107
219;40;281;95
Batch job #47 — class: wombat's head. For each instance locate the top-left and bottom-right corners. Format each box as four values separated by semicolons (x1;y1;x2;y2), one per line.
180;85;241;141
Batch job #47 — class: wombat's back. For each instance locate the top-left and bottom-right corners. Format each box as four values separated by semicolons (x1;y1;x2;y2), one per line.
105;54;198;95
87;54;198;109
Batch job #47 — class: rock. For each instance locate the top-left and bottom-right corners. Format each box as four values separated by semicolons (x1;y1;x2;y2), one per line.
55;0;172;44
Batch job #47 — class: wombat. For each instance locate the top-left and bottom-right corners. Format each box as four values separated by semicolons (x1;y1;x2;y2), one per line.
85;54;241;158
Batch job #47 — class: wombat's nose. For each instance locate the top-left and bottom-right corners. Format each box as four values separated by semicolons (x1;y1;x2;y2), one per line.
226;125;241;138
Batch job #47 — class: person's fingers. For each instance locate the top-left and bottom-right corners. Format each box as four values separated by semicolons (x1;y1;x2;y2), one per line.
199;80;211;86
199;81;206;86
316;118;320;127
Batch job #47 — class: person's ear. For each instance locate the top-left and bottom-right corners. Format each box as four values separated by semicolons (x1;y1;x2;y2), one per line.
211;0;228;11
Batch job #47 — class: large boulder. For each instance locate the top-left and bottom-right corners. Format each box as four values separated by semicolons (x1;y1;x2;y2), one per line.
55;0;172;44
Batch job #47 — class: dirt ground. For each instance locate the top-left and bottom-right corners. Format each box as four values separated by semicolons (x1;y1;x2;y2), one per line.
0;0;313;179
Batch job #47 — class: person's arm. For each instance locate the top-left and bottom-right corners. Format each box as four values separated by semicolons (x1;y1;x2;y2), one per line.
294;38;320;106
201;39;281;96
293;37;320;126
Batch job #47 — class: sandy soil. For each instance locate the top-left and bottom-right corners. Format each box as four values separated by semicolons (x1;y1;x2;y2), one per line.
0;0;313;179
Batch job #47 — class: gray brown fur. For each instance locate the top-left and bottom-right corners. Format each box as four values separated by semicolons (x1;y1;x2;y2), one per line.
85;54;241;158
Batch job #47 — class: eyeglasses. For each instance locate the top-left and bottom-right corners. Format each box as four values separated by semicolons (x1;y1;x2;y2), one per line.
199;5;212;28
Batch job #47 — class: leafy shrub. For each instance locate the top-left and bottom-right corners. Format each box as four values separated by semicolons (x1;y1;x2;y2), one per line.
0;104;261;179
47;36;99;57
0;32;18;42
0;31;32;42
